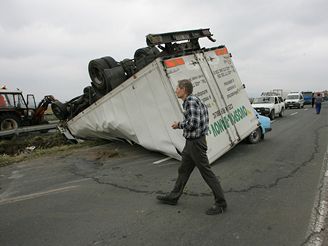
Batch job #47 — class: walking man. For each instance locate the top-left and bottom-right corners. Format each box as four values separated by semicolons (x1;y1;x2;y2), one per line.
157;79;227;215
315;92;323;114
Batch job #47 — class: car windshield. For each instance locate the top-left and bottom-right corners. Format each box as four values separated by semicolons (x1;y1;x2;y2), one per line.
253;97;274;104
287;95;299;99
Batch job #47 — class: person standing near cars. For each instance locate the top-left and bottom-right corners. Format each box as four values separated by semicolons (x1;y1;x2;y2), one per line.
315;92;323;114
156;79;227;215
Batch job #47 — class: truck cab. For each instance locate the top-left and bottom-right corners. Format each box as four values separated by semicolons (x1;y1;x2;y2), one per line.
301;91;313;105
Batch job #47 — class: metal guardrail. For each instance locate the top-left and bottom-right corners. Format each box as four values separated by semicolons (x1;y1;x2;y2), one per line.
0;121;59;137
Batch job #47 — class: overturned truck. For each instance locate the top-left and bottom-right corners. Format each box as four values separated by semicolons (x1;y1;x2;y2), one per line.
52;28;260;163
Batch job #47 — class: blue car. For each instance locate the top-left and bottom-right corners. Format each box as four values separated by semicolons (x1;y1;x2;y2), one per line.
248;110;272;144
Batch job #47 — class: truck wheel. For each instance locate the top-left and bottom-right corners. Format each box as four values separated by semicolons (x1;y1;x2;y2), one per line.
103;65;127;92
134;47;160;71
279;109;284;117
51;100;69;120
0;113;20;131
269;110;275;120
248;127;262;144
91;82;105;96
88;56;119;93
102;56;118;68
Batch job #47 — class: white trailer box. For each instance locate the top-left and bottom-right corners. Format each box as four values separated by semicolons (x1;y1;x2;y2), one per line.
66;45;259;164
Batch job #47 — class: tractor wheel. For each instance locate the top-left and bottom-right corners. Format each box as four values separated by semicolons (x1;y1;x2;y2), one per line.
0;113;21;131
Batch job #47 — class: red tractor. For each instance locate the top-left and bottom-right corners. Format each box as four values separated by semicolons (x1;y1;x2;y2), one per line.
0;87;55;131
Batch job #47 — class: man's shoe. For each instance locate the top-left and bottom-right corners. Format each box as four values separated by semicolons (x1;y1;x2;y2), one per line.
156;194;178;205
205;203;227;215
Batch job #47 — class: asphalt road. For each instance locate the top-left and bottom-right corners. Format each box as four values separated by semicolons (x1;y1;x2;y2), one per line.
0;103;327;246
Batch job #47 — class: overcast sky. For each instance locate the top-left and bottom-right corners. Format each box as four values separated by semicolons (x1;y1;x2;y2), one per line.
1;0;327;102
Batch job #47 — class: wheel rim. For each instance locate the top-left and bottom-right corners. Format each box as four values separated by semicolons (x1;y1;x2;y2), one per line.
249;128;261;143
251;130;260;142
1;118;18;131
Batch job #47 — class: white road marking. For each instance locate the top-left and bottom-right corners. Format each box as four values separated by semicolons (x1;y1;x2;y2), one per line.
0;185;79;206
153;157;172;164
290;112;298;116
304;109;308;111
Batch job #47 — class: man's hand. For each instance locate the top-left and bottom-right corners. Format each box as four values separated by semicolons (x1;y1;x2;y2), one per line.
171;121;180;129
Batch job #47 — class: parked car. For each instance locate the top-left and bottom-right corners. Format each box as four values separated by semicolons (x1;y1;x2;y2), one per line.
252;95;285;120
248;109;272;144
285;92;304;109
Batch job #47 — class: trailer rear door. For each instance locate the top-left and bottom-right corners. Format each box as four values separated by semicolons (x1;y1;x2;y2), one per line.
163;47;258;162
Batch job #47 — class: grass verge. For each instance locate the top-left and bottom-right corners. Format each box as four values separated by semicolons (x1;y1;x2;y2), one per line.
0;132;107;168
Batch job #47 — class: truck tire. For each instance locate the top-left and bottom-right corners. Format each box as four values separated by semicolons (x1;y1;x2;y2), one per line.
88;56;119;93
248;127;262;144
269;110;275;120
51;100;69;120
91;82;105;97
83;86;102;104
134;47;160;71
102;56;118;68
0;113;20;131
103;65;127;92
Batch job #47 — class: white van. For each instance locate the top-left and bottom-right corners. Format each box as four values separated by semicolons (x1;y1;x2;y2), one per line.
285;92;304;109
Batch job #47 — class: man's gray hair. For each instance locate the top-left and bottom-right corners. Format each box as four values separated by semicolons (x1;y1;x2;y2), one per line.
178;79;193;95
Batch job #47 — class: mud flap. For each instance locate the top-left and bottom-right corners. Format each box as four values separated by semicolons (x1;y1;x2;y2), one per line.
57;125;83;143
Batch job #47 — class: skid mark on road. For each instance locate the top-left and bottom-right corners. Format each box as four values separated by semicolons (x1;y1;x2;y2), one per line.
0;185;79;206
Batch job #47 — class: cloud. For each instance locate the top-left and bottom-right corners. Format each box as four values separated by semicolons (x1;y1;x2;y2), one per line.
0;0;327;102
